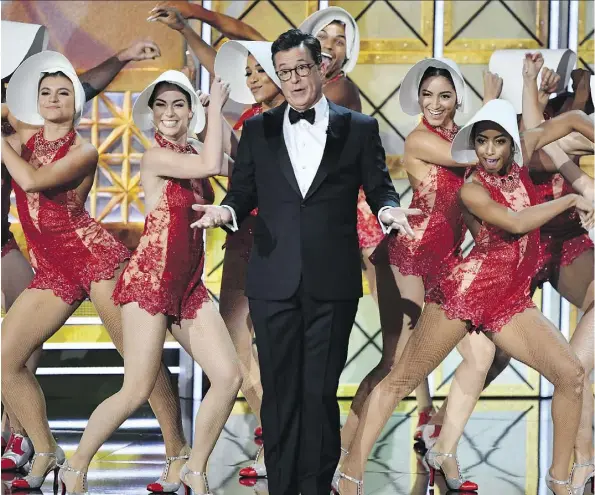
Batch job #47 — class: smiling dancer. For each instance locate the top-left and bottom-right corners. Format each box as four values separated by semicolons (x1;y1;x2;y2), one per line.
0;51;190;492
59;72;241;495
335;99;594;495
0;25;166;472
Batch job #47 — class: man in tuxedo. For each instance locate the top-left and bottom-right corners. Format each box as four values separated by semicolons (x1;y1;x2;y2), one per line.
192;29;420;495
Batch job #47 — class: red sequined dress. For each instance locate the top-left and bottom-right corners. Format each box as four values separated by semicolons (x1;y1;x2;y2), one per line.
428;163;541;332
2;121;18;257
112;133;214;321
14;129;130;303
375;118;466;292
531;171;593;287
226;104;263;262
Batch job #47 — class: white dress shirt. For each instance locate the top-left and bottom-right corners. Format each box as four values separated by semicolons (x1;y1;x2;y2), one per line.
283;96;329;197
223;96;393;232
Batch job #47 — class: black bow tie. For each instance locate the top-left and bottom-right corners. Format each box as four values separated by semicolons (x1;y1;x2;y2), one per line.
288;107;316;125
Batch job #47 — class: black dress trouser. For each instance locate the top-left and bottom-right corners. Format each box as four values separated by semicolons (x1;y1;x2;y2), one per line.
249;282;358;495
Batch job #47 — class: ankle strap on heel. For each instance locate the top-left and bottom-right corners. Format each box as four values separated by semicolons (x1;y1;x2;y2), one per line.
572;458;595;468
338;471;363;495
182;465;210;493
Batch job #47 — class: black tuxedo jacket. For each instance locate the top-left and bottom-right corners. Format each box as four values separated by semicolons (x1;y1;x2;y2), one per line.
222;101;400;301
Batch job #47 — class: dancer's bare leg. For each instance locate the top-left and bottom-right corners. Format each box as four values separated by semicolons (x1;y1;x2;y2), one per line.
361;247;378;304
340;264;429;460
1;249;37;437
170;301;241;491
489;308;584;492
554;249;595;488
219;247;262;425
431;332;496;478
1;289;80;477
340;303;469;493
65;303;168;491
428;346;510;427
89;276;187;464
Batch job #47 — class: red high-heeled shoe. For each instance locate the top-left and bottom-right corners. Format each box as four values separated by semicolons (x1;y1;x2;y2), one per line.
239;446;266;478
254;426;263;438
1;431;34;471
414;407;435;441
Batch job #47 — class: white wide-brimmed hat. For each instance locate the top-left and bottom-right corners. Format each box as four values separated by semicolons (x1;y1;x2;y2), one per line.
451;99;523;166
399;58;468;116
489;49;577;114
298;6;360;74
1;21;48;80
6;51;85;126
132;70;205;134
214;41;280;105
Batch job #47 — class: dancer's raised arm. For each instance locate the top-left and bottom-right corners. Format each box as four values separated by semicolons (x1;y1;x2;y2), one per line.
148;7;217;76
522;54;594;201
80;39;161;99
150;1;266;41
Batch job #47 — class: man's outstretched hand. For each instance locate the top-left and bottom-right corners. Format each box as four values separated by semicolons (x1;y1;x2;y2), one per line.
190;204;232;229
379;207;423;238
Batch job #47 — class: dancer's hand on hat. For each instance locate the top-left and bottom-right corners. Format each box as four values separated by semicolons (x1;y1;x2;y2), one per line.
151;1;201;20
118;39;161;62
522;52;544;80
210;77;231;110
147;6;187;31
483;71;503;102
379;207;423;238
190;205;232;229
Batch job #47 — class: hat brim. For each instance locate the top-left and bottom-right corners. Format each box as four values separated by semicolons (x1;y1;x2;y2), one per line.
451;99;523;166
399;58;468;116
132;70;205;134
6;51;85;126
298;7;360;74
1;21;48;80
214;41;280;105
489;49;577;114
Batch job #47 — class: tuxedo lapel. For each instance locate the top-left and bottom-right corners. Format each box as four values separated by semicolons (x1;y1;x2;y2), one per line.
263;102;302;198
303;102;351;201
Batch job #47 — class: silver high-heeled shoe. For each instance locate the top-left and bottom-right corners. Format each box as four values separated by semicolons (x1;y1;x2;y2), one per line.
425;449;478;491
58;459;89;495
570;458;595;495
331;470;363;495
9;446;65;490
545;470;572;494
146;445;191;492
179;463;212;495
331;448;350;493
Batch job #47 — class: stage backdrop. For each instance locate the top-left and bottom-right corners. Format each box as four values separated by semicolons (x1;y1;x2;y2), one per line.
2;1;593;403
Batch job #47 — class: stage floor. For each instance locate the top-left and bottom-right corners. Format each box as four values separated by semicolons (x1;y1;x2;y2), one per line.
2;398;591;495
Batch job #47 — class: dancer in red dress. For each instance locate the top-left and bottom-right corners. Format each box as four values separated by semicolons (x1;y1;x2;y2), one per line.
420;55;595;493
0;21;176;471
339;59;490;464
335;99;594;495
148;12;284;455
1;52;187;491
425;53;595;490
59;72;241;495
